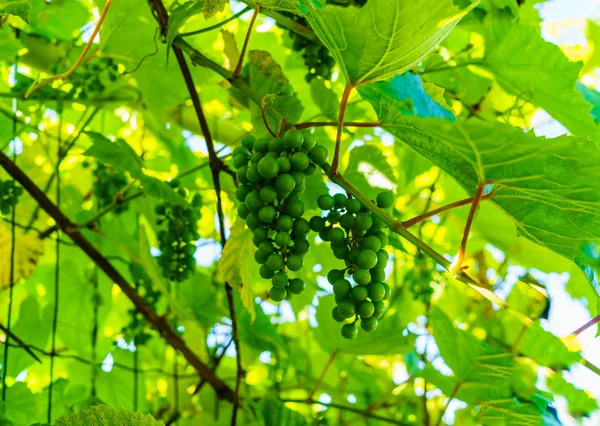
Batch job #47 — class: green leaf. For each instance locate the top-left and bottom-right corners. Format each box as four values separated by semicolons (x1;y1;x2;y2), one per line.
0;26;21;63
0;0;30;23
345;145;396;200
30;0;89;40
259;398;307;426
488;0;520;16
476;399;552;426
481;11;599;138
577;82;600;122
83;132;144;177
203;0;226;18
314;295;415;355
355;110;600;285
304;0;477;84
547;372;598;415
167;1;205;49
310;79;339;121
54;404;163;425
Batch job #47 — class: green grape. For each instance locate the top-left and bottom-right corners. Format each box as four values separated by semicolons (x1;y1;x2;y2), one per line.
357;300;375;318
268;138;286;152
373;250;388;270
258;205;277;223
258;241;275;255
237;204;250;219
246;164;262;182
349;247;361;263
292;239;310;255
333;193;348;209
252;227;269;245
272;272;289;288
319;227;331;241
332;244;350;260
283;129;304;149
288;278;305;294
232;146;249;157
317;194;335;210
361;316;378;332
302;133;317;150
370;269;386;282
355;212;373;231
376;191;394;209
373;230;388;247
309;145;328;165
236;166;250;183
333;279;352;298
255;250;269;264
292;218;310;236
233;154;249;169
381;282;391;300
309;216;326;232
280;84;295;97
346;198;362;214
276;214;294;231
351;285;368;302
357;249;377;269
368;282;386;302
241;134;256;150
287;199;305;218
353;269;371;285
373;301;386;319
361;235;382;252
332;307;345;323
286;254;303;271
260;264;275;279
327;210;341;224
260;186;278;203
276;174;295;193
257;156;280;179
337;300;356;318
254;138;269;152
304;163;317;175
245;191;263;211
370;216;386;231
341;324;358;339
327;269;344;284
266;253;285;271
278;156;292;173
291;171;305;188
245;212;261;230
339;213;355;230
291;151;310;171
328;227;346;244
270;287;287;302
275;231;291;247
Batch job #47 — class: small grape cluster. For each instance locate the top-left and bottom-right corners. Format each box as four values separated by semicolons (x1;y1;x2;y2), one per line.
92;164;130;214
0;180;23;215
70;58;120;100
310;191;394;339
233;129;329;302
155;183;202;282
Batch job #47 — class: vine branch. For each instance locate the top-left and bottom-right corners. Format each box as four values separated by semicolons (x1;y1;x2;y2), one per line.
180;7;251;37
295;121;381;130
331;84;354;175
0;150;234;401
230;4;260;80
453;183;487;272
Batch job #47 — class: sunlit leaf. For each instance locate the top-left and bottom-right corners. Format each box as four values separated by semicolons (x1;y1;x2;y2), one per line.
0;224;44;289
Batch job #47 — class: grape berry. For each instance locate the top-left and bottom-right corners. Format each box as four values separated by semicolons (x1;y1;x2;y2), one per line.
312;190;394;339
93;164;131;214
0;180;23;215
232;128;329;302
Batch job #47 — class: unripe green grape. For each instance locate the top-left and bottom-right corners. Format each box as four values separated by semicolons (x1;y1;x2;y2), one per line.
302;133;316;150
355;212;373;231
232;146;249;157
304;163;317;175
280;84;294;97
374;230;388;247
241;134;255;150
245;212;261;230
291;151;309;171
332;244;350;260
260;186;278;203
333;279;352;298
341;324;358;339
351;285;369;302
345;198;361;214
274;231;291;247
292;218;310;236
237;204;250;219
254;138;269;153
349;247;361;263
381;282;391;300
292;239;310;256
327;210;341;224
370;216;386;231
270;287;287;302
353;269;371;285
288;278;305;294
332;307;345;323
268;138;285;152
272;272;289;288
276;155;290;173
309;216;326;232
328;228;346;244
373;250;388;270
233;154;249;169
357;300;375;318
258;241;274;256
317;194;335;211
368;282;386;302
252;227;268;245
361;235;382;252
250;152;263;164
370;269;386;282
246;164;262;182
310;145;328;165
286;199;305;218
245;191;263;212
339;213;355;230
357;249;377;269
376;191;394;209
257;156;280;179
291;171;305;188
274;174;294;193
319;227;331;242
254;250;269;264
276;214;294;231
361;316;378;332
260;264;275;279
236;166;250;183
333;193;348;209
235;184;252;202
283;129;304;149
327;269;344;284
337;300;356;318
373;301;386;318
258;205;277;223
266;253;285;271
286;254;303;271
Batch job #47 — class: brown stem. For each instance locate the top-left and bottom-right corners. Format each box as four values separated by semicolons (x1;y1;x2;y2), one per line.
276;118;288;137
261;97;278;138
331;85;354;175
230;4;260;80
307;349;339;401
454;183;486;271
571;314;600;337
0;150;234;400
402;193;494;229
295;121;381;130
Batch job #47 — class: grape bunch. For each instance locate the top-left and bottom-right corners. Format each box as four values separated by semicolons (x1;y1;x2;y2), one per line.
310;191;394;339
71;58;120;100
155;183;202;282
233;128;329;302
92;164;130;214
0;180;24;215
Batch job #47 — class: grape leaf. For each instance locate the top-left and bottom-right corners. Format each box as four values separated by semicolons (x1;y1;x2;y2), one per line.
0;224;44;289
547;372;598;415
310;78;339;121
260;398;307;426
166;1;205;49
304;0;477;84
203;0;226;18
30;0;89;41
0;26;21;63
0;0;30;23
481;11;599;138
0;382;41;425
577;82;600;122
54;404;163;425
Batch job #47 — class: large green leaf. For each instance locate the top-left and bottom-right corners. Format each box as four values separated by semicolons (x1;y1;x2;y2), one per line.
480;11;599;138
260;398;307;426
304;0;477;84
55;404;163;425
0;0;30;23
547;372;598;415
